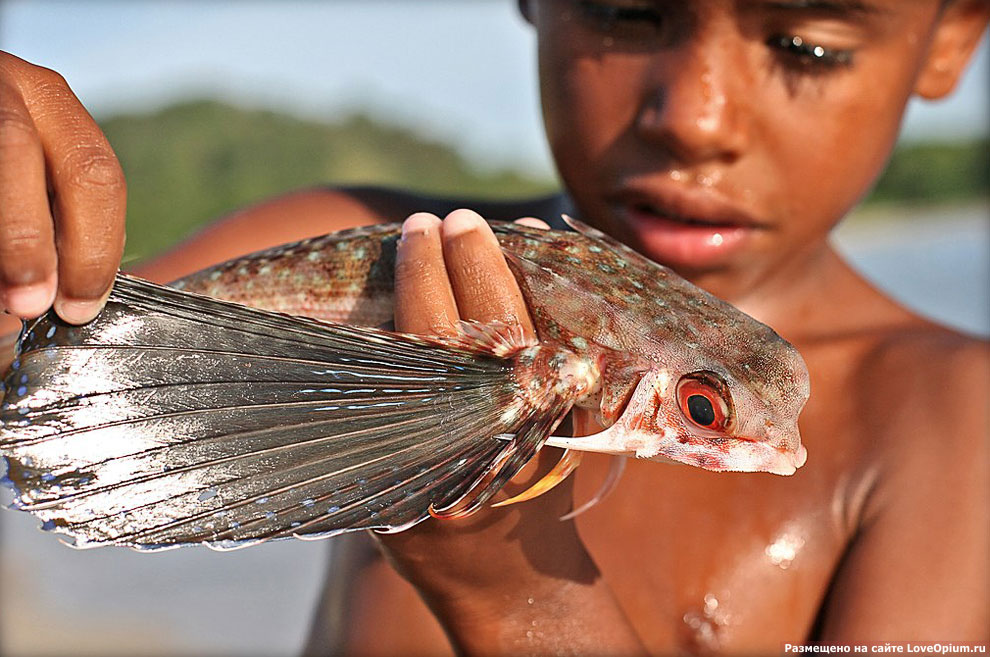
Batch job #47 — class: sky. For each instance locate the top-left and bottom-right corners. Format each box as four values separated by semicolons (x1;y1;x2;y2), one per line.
0;5;986;656
1;0;988;175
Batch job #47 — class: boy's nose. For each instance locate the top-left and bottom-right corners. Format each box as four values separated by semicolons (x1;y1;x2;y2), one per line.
634;40;751;166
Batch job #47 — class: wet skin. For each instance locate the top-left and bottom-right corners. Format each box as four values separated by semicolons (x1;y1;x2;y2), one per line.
1;0;989;654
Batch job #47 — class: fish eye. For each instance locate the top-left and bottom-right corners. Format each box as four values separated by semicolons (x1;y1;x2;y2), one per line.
687;394;715;426
677;373;732;432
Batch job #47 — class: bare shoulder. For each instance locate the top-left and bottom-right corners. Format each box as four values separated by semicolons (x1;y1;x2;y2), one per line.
852;319;988;515
858;321;987;436
815;319;989;641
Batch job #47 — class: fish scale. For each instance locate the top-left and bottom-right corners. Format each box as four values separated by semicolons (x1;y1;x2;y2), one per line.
0;217;809;550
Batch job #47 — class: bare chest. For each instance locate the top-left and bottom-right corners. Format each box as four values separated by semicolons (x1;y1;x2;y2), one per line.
572;450;857;654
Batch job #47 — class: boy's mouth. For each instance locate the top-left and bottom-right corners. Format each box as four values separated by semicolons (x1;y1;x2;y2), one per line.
608;185;764;270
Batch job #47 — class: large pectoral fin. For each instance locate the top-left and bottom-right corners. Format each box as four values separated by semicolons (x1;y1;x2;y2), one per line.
0;274;573;550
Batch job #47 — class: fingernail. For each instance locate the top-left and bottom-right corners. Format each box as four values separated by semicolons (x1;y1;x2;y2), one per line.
443;209;487;238
514;217;550;230
401;213;440;239
4;282;56;318
53;298;103;325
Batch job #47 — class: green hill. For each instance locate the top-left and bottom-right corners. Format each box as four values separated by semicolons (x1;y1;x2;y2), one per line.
98;100;987;262
100;100;557;262
867;138;988;207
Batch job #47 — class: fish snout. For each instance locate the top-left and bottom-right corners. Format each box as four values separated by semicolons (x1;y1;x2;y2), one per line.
758;442;808;476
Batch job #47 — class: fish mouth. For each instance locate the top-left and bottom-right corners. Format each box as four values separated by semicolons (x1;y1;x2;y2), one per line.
647;438;807;476
544;424;807;476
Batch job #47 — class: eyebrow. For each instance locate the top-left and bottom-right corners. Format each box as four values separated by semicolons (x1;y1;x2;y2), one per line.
758;0;887;15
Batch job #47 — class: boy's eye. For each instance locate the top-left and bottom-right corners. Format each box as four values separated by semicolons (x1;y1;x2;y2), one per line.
768;34;854;70
574;0;665;40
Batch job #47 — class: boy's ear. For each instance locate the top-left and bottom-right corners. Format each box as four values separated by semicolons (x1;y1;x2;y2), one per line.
915;0;990;100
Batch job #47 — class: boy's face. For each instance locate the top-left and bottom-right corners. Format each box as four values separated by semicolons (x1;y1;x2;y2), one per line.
526;0;987;296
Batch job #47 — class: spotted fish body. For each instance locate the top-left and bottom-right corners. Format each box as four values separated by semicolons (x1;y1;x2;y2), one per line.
0;219;809;550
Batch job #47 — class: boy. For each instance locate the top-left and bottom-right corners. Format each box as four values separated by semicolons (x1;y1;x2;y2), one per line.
0;1;987;654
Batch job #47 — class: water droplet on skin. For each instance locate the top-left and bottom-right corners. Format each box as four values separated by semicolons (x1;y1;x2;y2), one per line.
683;591;730;651
765;525;806;569
700;71;713;101
670;170;683;181
696;116;718;133
709;233;724;247
703;593;718;614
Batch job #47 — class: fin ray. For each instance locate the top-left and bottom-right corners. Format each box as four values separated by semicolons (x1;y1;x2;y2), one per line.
0;274;571;549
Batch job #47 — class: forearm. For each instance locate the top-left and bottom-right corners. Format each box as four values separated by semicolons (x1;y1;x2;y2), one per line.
425;546;648;657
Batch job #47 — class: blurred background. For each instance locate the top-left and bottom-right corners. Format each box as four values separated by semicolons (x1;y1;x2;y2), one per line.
0;1;987;655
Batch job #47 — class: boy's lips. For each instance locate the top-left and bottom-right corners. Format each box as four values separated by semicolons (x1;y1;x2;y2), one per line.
607;185;765;270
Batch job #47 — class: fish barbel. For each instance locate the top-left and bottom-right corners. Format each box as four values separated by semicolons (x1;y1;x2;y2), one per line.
0;217;809;550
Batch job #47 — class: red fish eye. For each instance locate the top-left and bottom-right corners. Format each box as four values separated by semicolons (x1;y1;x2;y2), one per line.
677;376;731;432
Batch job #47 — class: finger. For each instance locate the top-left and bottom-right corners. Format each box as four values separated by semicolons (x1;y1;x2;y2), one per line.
513;216;550;230
8;55;126;323
0;78;57;318
440;209;536;340
393;213;460;337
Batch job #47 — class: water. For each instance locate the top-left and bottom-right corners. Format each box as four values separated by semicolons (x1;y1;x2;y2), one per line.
833;204;989;337
1;205;986;656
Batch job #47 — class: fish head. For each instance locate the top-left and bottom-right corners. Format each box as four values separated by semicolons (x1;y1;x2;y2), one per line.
591;333;810;475
498;221;810;475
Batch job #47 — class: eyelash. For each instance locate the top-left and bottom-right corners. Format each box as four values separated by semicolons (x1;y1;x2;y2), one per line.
768;35;854;71
575;0;663;31
574;1;855;73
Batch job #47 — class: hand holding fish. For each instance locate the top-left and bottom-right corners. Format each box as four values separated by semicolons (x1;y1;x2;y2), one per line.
0;51;125;326
377;210;648;655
